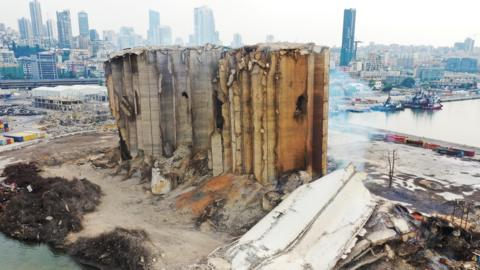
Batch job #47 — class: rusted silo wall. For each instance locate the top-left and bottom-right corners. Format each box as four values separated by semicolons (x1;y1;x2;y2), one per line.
105;44;329;185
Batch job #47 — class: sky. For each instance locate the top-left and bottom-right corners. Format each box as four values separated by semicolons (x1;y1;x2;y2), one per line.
1;0;479;47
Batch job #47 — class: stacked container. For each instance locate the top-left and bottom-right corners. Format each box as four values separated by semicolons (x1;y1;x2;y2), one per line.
0;120;9;133
0;137;14;145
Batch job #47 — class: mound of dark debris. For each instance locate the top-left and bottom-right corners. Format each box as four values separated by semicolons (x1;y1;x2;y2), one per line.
69;228;153;270
0;163;101;247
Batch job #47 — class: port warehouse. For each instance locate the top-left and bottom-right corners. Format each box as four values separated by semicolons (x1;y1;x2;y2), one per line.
31;85;108;111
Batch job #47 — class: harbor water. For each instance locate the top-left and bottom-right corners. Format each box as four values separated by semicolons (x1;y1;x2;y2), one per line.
334;99;480;148
0;233;82;270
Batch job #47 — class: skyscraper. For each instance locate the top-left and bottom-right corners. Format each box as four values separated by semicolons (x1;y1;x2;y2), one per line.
464;38;475;52
118;27;139;49
56;10;73;49
231;33;243;48
89;29;99;41
18;17;33;41
45;19;56;43
78;11;89;37
159;26;172;46
29;0;44;39
148;10;160;45
193;6;219;45
340;8;356;66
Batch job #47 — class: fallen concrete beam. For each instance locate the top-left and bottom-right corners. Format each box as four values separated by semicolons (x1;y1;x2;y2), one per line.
226;164;376;270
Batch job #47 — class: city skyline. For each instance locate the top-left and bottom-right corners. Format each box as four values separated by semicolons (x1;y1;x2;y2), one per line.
1;0;480;47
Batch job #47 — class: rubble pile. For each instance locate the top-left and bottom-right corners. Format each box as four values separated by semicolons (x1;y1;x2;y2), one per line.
0;104;46;116
175;174;265;235
0;163;102;247
337;201;480;270
69;228;154;270
38;107;114;136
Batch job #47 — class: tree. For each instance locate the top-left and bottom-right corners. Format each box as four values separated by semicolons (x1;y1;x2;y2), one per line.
386;150;399;188
401;77;416;88
382;83;393;92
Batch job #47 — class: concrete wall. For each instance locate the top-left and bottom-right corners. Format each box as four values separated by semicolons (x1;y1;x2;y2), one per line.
105;44;329;185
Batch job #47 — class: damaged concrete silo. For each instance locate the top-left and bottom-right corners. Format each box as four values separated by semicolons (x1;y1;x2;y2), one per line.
105;43;329;185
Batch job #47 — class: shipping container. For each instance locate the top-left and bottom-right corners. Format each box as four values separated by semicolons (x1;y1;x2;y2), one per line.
424;143;440;150
406;138;424;147
4;131;39;142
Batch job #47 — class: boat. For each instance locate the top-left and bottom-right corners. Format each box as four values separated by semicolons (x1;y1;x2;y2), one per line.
402;89;443;110
371;95;404;112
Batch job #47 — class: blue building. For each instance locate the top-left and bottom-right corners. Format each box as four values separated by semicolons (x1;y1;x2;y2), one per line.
446;58;478;73
417;67;444;82
340;8;356;66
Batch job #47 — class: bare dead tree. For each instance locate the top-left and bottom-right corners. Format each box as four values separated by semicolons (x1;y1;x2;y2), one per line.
386;150;399;188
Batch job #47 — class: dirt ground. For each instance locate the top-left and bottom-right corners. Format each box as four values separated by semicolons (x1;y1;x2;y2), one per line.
329;129;480;215
2;128;480;269
0;133;230;270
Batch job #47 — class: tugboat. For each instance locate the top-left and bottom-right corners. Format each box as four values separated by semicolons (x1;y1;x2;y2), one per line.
402;90;443;110
371;94;404;112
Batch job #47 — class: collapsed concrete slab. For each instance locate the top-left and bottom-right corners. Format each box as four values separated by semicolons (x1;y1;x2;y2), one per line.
105;44;329;185
226;164;376;270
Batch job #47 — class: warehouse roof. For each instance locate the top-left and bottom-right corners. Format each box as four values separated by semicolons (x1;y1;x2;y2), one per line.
31;85;107;100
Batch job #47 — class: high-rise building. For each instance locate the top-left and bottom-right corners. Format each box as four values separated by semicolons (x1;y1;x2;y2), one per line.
453;38;475;52
89;29;100;41
118;27;141;49
18;17;33;41
0;23;6;32
103;30;116;43
36;51;58;79
464;38;475;52
148;10;160;45
56;10;73;49
231;33;243;48
159;26;172;46
193;6;219;45
18;56;40;79
78;11;89;37
29;0;44;39
45;19;56;44
340;8;356;66
0;48;16;64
